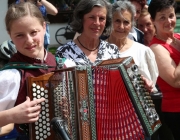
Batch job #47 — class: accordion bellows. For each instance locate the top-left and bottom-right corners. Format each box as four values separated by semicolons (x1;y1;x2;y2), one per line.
27;57;161;140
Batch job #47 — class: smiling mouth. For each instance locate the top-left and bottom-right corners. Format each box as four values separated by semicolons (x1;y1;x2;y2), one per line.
165;25;174;29
92;28;100;32
26;45;36;50
116;30;124;33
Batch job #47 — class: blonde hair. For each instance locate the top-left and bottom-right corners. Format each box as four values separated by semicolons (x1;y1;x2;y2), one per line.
5;2;44;32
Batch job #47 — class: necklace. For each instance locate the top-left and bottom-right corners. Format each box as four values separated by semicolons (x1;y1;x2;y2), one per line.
156;35;177;45
77;37;100;51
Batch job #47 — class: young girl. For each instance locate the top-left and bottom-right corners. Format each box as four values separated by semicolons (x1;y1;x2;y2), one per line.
0;2;56;139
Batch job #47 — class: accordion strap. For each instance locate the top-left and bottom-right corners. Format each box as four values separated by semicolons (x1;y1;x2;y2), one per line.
1;62;56;70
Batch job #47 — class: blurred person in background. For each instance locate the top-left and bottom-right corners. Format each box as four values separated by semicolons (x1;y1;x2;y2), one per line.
137;6;155;46
128;0;146;44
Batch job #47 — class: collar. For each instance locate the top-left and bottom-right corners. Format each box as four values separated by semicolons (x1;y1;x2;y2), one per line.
32;49;48;63
128;27;137;41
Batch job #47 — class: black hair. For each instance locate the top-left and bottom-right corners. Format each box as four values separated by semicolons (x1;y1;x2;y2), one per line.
148;0;177;20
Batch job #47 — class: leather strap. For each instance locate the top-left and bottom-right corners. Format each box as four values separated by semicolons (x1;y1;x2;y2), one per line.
1;62;56;70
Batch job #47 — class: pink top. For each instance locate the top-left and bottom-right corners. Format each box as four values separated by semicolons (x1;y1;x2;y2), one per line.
150;33;180;112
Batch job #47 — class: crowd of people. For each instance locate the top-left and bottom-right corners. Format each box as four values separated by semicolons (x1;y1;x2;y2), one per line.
0;0;180;140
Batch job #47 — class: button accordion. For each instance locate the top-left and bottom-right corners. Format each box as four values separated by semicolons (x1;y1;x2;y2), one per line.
27;57;161;140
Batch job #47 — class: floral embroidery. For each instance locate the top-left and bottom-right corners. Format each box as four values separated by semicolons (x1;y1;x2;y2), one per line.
56;40;120;66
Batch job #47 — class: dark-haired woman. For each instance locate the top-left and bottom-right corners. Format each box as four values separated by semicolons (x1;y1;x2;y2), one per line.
149;0;180;139
56;0;121;66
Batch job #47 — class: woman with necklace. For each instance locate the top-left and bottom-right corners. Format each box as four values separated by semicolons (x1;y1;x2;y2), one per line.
148;0;180;140
107;0;158;88
56;0;120;67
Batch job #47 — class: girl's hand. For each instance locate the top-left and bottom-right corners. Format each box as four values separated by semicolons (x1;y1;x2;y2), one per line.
11;96;45;123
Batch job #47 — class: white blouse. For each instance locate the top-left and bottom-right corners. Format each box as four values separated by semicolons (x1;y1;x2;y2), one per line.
0;69;21;111
120;41;159;85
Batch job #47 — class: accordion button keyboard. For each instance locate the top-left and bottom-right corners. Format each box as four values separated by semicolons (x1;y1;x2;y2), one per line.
31;82;51;140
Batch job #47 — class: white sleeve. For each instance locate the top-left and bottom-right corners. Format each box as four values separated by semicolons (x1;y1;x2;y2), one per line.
145;48;159;84
0;69;21;111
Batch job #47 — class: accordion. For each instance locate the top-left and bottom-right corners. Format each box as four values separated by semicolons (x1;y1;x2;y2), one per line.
27;57;161;140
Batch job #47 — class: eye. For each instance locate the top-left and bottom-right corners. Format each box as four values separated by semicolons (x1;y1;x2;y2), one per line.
124;20;130;25
138;24;143;28
147;23;151;27
115;19;121;24
16;34;23;38
99;17;106;21
31;30;38;36
89;16;94;19
169;14;175;19
160;16;165;20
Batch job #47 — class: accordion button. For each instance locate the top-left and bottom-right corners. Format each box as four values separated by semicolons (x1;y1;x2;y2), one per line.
131;64;138;72
32;83;36;87
154;114;159;121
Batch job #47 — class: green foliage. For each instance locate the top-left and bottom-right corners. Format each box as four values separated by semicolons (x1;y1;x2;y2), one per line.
49;47;58;55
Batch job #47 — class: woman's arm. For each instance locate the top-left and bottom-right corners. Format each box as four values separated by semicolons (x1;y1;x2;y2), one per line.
150;44;180;88
38;0;58;15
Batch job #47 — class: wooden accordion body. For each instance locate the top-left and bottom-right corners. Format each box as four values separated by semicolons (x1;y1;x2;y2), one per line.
27;57;161;140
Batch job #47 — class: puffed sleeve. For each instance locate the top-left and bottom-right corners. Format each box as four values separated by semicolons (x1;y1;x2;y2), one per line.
0;69;21;111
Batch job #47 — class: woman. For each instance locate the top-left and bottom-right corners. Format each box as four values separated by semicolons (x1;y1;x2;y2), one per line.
137;6;156;46
108;0;158;86
56;0;120;67
108;2;159;139
0;2;56;139
148;0;180;139
137;6;176;140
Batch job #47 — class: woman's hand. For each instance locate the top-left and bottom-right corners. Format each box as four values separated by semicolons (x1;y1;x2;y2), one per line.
141;75;154;93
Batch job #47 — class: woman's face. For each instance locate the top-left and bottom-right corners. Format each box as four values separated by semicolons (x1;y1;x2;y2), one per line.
152;7;176;34
111;10;132;40
138;14;155;43
82;6;107;39
131;1;142;21
9;16;46;59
